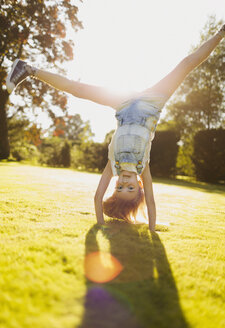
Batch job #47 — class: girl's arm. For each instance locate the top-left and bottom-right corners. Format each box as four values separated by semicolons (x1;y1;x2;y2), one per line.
141;165;156;231
144;25;225;98
94;160;113;224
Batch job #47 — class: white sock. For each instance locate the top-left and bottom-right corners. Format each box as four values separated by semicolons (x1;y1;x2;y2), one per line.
26;64;38;77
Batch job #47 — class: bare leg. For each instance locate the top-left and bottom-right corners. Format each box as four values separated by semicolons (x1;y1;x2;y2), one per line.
35;69;75;94
142;27;224;99
34;69;126;108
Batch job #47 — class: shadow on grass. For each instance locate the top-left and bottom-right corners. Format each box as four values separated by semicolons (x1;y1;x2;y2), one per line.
153;176;225;195
78;222;189;328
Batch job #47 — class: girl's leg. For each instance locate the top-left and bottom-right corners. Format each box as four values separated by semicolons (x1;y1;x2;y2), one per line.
6;59;71;94
34;69;77;94
6;59;124;108
141;27;224;99
35;68;125;107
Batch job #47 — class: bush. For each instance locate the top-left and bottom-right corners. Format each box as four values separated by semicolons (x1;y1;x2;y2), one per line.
192;129;225;183
150;131;179;177
71;142;108;172
11;142;40;162
39;137;71;167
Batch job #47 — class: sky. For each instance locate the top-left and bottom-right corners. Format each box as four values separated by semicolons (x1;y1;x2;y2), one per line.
43;0;225;142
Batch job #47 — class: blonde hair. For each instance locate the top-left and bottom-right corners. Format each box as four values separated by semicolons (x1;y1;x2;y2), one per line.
103;186;144;223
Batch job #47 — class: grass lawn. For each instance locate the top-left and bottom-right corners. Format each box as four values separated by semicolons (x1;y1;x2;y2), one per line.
0;162;224;328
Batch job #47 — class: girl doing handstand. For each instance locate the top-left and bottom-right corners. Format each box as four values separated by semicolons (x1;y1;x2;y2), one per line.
6;25;225;231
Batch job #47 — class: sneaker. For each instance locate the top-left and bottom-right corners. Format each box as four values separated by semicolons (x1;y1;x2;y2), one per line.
6;59;30;94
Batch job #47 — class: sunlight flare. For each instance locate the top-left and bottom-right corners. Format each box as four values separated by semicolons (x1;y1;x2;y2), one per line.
84;251;123;283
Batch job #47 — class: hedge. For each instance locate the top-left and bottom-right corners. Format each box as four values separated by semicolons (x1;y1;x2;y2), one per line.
150;131;179;177
192;129;225;183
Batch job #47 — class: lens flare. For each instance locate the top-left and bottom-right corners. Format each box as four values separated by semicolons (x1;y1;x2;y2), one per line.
84;251;123;283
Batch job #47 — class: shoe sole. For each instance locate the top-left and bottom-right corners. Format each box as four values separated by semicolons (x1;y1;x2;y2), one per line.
6;58;21;94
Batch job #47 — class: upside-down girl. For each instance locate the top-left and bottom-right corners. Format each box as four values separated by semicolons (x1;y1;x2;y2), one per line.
6;25;225;231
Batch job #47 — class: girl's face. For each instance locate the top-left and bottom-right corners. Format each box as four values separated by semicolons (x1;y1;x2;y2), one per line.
115;171;140;200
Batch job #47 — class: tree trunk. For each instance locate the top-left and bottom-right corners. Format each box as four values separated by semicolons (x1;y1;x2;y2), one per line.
0;89;10;159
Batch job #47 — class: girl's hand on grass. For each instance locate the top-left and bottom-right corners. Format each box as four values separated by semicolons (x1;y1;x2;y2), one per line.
97;220;105;225
149;224;155;232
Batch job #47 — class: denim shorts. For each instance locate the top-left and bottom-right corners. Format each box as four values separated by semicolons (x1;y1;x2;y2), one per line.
115;98;160;127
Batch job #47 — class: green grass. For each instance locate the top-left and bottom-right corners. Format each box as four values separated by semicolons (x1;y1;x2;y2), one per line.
0;162;224;328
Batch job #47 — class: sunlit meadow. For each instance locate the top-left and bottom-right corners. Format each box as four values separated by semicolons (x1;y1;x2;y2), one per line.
0;162;224;328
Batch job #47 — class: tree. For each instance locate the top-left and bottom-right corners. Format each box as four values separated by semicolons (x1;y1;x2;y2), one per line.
71;130;113;172
60;140;71;168
166;16;224;135
104;129;115;145
165;16;225;176
77;142;108;172
52;114;94;145
0;0;82;159
7;115;40;161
